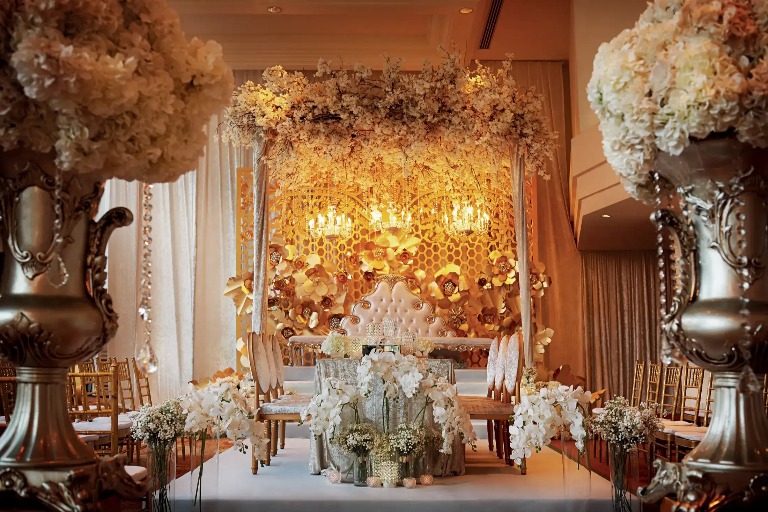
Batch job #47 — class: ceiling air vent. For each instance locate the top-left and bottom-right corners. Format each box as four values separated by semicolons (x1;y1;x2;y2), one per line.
479;0;503;50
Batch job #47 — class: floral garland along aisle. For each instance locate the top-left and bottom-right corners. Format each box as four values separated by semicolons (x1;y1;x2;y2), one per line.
302;351;476;487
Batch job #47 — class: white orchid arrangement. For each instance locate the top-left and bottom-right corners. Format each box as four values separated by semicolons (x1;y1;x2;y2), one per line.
419;372;477;454
588;0;768;202
0;0;233;182
357;351;426;399
302;377;363;440
589;397;662;452
180;373;269;458
508;385;594;464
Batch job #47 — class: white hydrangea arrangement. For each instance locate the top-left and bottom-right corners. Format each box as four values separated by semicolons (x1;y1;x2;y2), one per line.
589;397;662;452
508;385;594;464
0;0;233;182
321;332;347;358
588;0;768;202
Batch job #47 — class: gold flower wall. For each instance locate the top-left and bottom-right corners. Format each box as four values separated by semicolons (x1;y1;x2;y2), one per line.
233;167;548;369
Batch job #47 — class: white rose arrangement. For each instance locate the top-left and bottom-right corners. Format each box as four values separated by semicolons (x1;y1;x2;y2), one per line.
588;0;768;202
0;0;233;182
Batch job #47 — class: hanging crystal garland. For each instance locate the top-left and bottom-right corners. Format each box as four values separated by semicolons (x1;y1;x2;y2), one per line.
46;166;70;287
136;183;158;374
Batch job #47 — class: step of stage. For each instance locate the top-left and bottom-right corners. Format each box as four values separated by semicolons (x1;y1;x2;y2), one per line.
282;367;492;440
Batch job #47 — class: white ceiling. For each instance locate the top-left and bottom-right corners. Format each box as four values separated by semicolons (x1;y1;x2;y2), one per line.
169;0;570;70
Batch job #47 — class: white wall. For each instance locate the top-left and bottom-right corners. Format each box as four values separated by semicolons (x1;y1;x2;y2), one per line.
569;0;648;136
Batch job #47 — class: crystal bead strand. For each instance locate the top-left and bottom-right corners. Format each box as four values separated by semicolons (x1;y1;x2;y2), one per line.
46;166;70;287
653;172;672;364
136;183;159;374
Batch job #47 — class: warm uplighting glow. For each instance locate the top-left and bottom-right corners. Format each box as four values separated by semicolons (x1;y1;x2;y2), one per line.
602;214;612;218
370;202;413;232
307;205;353;239
267;6;283;13
459;7;474;14
444;202;490;237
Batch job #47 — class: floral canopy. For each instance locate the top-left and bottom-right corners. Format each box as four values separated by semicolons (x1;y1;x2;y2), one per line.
223;53;557;367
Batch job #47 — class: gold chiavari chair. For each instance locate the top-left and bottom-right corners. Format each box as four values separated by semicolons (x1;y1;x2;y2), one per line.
68;364;123;456
655;365;704;461
639;361;663;474
652;364;689;461
112;358;137;413
675;370;715;461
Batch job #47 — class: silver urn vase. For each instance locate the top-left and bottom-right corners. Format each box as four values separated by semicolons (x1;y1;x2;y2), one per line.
640;137;768;510
0;150;146;510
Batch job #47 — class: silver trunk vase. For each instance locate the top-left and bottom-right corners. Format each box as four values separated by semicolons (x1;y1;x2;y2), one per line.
0;150;147;510
639;137;768;510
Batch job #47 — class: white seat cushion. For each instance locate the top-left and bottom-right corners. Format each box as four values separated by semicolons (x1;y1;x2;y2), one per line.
592;407;604;415
72;418;132;431
0;415;5;423
78;434;100;443
676;431;706;442
661;420;693;426
662;424;704;434
124;465;148;482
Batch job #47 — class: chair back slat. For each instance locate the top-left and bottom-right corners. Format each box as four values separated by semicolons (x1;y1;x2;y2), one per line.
111;358;136;412
680;365;704;423
659;365;683;420
646;362;662;409
630;360;645;407
132;358;153;407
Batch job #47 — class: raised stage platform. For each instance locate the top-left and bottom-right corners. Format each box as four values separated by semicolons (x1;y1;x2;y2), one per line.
174;438;614;512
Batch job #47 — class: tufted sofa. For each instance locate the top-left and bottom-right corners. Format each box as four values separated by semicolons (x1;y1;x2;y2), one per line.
340;275;455;337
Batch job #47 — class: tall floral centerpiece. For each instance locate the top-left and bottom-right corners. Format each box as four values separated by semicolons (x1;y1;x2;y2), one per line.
589;0;768;507
0;0;232;508
130;399;187;512
590;398;661;512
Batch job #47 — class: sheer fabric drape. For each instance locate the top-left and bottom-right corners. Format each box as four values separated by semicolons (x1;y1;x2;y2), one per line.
581;251;660;398
103;71;257;401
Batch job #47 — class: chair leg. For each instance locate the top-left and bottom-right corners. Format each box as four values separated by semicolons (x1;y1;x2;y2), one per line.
271;422;278;457
494;420;504;459
486;420;494;452
265;421;272;466
280;420;286;450
180;436;186;460
251;444;259;475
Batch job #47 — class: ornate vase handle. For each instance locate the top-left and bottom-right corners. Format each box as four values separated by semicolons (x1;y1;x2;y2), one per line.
652;208;697;364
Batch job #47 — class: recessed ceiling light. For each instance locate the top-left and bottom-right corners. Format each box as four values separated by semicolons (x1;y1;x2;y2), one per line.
602;214;612;218
459;7;473;14
267;6;282;13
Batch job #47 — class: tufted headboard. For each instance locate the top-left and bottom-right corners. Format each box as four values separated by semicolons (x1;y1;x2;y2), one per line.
340;275;455;337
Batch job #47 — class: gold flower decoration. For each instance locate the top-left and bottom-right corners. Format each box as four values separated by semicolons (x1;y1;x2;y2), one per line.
224;272;254;316
428;264;469;309
489;250;517;287
530;262;551;298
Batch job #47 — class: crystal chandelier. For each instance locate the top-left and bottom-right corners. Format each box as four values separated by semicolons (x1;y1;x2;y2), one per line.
306;205;353;239
443;201;490;237
370;202;412;232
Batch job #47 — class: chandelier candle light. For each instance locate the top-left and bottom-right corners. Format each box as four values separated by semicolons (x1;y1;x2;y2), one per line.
307;205;353;239
444;201;491;238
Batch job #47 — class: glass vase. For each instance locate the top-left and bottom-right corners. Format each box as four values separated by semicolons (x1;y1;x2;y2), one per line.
148;442;176;512
608;445;637;512
189;430;220;510
397;454;412;481
353;455;371;487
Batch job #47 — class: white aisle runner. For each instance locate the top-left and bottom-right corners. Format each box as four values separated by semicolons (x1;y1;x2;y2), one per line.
174;439;613;512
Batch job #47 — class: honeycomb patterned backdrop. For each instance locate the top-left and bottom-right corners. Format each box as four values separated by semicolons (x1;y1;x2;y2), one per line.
235;167;538;368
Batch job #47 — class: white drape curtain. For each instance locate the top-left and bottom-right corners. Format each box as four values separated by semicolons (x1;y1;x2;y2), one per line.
103;71;260;401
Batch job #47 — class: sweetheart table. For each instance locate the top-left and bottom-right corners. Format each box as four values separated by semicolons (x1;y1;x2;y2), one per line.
308;358;466;478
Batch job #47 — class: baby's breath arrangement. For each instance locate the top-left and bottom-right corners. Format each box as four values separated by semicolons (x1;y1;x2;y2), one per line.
589;397;661;451
389;422;425;457
335;423;377;457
